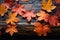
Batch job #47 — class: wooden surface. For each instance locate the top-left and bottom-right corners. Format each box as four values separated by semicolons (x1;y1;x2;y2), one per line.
0;21;60;35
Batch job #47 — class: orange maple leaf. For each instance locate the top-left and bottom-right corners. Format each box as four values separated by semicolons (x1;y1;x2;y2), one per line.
42;0;56;12
36;10;49;22
34;22;50;36
6;25;18;36
0;4;8;16
6;12;19;25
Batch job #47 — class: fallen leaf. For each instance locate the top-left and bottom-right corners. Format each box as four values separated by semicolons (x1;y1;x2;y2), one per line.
48;15;59;26
22;10;36;22
43;25;50;36
6;25;18;36
2;3;11;9
0;4;8;16
12;4;27;16
2;0;14;9
6;12;19;25
42;0;56;12
36;10;49;22
34;22;50;36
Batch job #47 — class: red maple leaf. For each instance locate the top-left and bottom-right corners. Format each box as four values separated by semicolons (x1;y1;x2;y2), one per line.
48;15;59;26
1;0;14;9
34;22;50;36
12;4;27;16
22;10;36;22
55;0;60;4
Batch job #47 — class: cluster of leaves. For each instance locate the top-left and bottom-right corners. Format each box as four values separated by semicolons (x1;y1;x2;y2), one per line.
0;0;60;36
36;10;59;26
12;4;36;22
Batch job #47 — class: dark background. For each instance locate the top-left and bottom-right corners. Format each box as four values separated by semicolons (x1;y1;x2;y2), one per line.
0;0;60;40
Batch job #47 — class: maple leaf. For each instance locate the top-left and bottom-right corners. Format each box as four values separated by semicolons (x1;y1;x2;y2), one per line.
12;4;27;16
36;10;49;22
6;25;18;36
48;15;59;26
34;22;50;36
1;0;14;9
42;25;50;36
42;0;56;12
55;0;60;4
2;3;11;9
0;4;8;16
22;10;36;22
6;12;19;25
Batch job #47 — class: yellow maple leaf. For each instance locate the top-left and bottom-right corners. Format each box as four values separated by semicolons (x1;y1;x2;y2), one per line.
0;4;8;16
42;0;56;12
6;12;19;25
6;25;18;36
